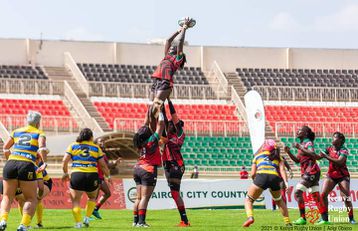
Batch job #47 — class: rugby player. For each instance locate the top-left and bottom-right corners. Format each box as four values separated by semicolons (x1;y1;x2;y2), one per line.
62;128;110;228
284;126;323;225
318;132;355;225
243;139;291;227
132;112;165;227
0;111;48;231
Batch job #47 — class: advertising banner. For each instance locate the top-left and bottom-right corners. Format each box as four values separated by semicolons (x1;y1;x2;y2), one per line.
123;179;265;210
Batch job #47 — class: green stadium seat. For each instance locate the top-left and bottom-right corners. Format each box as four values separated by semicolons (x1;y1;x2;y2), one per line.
201;159;209;166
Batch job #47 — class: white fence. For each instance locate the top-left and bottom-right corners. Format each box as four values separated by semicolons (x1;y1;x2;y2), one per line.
274;121;358;138
253;86;358;102
113;118;248;137
0;115;80;134
88;82;221;100
0;79;64;95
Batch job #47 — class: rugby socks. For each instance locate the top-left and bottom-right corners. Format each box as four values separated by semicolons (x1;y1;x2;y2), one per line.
283;216;291;224
311;192;324;216
18;203;23;215
138;209;147;224
319;193;329;221
94;202;102;211
36;201;44;224
246;209;253;218
21;213;32;226
85;201;96;218
178;205;189;224
133;210;139;224
72;207;82;223
348;208;354;221
171;190;189;224
298;201;306;219
1;212;8;222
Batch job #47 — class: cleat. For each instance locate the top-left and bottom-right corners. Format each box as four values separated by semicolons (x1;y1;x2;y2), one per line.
16;225;28;231
92;210;102;219
286;223;293;227
315;220;331;225
242;217;254;227
293;217;307;225
36;223;44;228
83;217;90;227
350;219;356;224
0;221;6;231
132;222;137;227
177;221;190;227
74;222;83;228
136;223;150;228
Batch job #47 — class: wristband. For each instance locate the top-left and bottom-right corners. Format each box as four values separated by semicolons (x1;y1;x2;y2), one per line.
63;173;69;177
3;149;10;152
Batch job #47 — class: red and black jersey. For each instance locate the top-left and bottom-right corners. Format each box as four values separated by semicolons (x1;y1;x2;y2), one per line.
152;54;184;87
97;155;109;180
240;170;249;179
297;138;320;176
137;132;162;167
162;126;185;166
325;145;350;179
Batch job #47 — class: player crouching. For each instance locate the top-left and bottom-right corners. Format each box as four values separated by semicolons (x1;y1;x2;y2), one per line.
243;139;291;227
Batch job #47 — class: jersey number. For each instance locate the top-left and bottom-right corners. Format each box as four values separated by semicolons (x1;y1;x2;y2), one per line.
18;134;32;147
80;146;90;158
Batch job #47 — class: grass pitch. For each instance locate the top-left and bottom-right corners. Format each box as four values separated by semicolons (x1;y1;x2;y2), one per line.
4;208;358;230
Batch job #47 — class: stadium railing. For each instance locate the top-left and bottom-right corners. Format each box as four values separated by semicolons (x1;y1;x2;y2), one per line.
63;81;103;133
253;86;358;102
275;121;358;138
113;118;249;137
231;86;247;121
208;61;230;97
0;79;64;95
64;52;90;96
0;114;80;134
88;82;221;100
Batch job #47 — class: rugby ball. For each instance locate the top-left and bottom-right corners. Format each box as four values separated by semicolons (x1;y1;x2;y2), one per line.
178;17;196;28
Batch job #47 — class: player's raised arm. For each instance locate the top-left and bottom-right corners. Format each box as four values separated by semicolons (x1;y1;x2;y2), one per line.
164;29;182;56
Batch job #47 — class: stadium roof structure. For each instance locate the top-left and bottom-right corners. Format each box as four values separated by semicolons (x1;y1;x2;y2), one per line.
95;131;138;160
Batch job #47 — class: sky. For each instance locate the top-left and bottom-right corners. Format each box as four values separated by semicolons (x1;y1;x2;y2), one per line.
1;0;358;49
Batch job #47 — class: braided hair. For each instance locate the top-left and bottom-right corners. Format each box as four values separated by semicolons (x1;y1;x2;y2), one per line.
333;131;345;145
133;126;152;149
302;125;315;141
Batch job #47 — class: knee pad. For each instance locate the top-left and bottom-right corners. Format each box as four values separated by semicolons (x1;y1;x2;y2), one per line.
295;183;308;192
273;195;282;202
309;186;319;193
246;194;256;202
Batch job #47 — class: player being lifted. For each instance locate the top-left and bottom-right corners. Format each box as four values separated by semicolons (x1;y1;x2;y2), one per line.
318;132;355;225
284;126;323;225
243;139;291;227
145;17;194;132
161;100;190;226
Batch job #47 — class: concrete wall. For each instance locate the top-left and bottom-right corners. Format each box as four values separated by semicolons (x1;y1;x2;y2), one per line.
28;40;115;66
116;42;201;67
2;38;358;72
203;46;288;72
0;39;27;65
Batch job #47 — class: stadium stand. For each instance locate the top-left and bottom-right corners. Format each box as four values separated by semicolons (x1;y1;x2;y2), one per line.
92;99;240;129
182;136;252;169
237;68;358;88
0;65;47;79
78;63;209;85
265;105;358;135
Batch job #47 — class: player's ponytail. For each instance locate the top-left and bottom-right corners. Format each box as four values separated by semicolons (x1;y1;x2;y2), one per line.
269;147;281;161
302;125;315;141
76;128;93;143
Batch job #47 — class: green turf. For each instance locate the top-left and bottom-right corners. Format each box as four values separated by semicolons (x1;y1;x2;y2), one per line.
4;208;358;230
